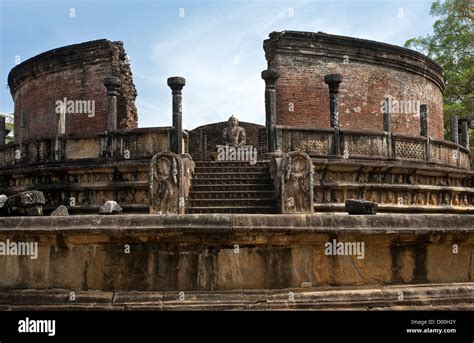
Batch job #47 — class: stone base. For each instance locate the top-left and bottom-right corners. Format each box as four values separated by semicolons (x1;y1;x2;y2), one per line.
0;283;472;310
0;214;473;292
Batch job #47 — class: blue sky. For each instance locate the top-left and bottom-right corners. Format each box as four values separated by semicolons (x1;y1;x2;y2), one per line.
0;0;436;130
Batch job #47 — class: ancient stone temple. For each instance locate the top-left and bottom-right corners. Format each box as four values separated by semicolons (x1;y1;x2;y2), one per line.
0;31;473;309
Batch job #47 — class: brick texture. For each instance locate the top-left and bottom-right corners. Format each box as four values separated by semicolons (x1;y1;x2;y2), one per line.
264;31;445;139
8;39;138;142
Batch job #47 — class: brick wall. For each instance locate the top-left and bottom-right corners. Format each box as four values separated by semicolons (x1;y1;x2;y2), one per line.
264;31;445;140
8;39;138;142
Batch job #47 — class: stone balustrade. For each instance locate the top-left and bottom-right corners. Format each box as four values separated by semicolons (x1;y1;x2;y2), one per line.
276;125;471;170
0;127;190;168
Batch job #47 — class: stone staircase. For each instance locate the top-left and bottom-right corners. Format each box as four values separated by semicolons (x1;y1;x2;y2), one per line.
187;161;277;214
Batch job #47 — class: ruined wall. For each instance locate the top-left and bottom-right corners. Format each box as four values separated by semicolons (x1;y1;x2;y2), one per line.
264;31;445;140
8;39;138;142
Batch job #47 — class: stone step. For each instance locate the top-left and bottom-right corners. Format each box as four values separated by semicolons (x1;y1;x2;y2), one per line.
188;198;276;207
187;206;276;214
193;172;270;179
195;161;269;168
188;160;275;213
194;166;268;173
189;190;275;200
4;283;473;310
191;178;273;185
190;184;273;191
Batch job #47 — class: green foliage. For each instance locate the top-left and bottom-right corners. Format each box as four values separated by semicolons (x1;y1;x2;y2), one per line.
0;113;14;143
404;0;473;136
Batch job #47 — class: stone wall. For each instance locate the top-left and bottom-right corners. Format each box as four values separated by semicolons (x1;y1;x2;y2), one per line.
310;159;474;212
264;31;445;139
0;214;472;291
0;128;177;214
8;39;138;142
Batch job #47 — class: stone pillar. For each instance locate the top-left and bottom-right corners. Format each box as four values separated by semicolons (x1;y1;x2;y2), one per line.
261;69;279;152
167;76;186;154
382;98;393;158
20;109;29;142
103;76;122;132
0;116;5;147
56;107;66;136
383;98;391;132
54;108;66;161
324;74;343;155
459;118;470;149
450;115;459;144
420;104;428;137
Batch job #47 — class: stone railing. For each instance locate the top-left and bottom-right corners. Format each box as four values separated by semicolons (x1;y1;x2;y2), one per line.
0;127;190;169
276;126;471;170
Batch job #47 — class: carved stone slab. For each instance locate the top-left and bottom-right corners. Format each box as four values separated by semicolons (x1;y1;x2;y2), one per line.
280;151;314;213
149;152;184;214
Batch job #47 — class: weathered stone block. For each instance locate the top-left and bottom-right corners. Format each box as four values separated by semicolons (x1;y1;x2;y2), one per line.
345;199;378;215
2;190;45;216
0;194;7;208
99;200;122;215
51;205;69;216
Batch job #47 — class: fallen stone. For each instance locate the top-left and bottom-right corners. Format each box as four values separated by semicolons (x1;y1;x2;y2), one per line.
3;190;45;216
0;194;7;208
345;199;378;215
99;201;122;215
51;205;69;216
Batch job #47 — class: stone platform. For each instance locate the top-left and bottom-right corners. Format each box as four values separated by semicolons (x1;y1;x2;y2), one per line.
0;214;473;296
1;283;472;310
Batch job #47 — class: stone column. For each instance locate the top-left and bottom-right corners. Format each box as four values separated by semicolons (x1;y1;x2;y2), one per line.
420;104;428;137
382;98;393;158
167;76;186;154
0;116;5;147
382;98;391;132
56;107;66;136
459;118;470;148
324;74;343;155
419;104;430;162
54;107;66;161
261;69;279;152
103;76;122;132
450;115;459;144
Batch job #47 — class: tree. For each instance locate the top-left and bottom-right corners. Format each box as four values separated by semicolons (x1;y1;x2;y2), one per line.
0;113;14;143
404;0;473;139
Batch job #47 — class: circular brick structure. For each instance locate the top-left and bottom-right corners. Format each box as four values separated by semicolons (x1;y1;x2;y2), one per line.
264;31;445;139
8;39;138;142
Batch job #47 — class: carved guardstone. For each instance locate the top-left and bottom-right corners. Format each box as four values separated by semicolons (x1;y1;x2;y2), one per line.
2;190;45;216
280;151;314;213
149;152;184;214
